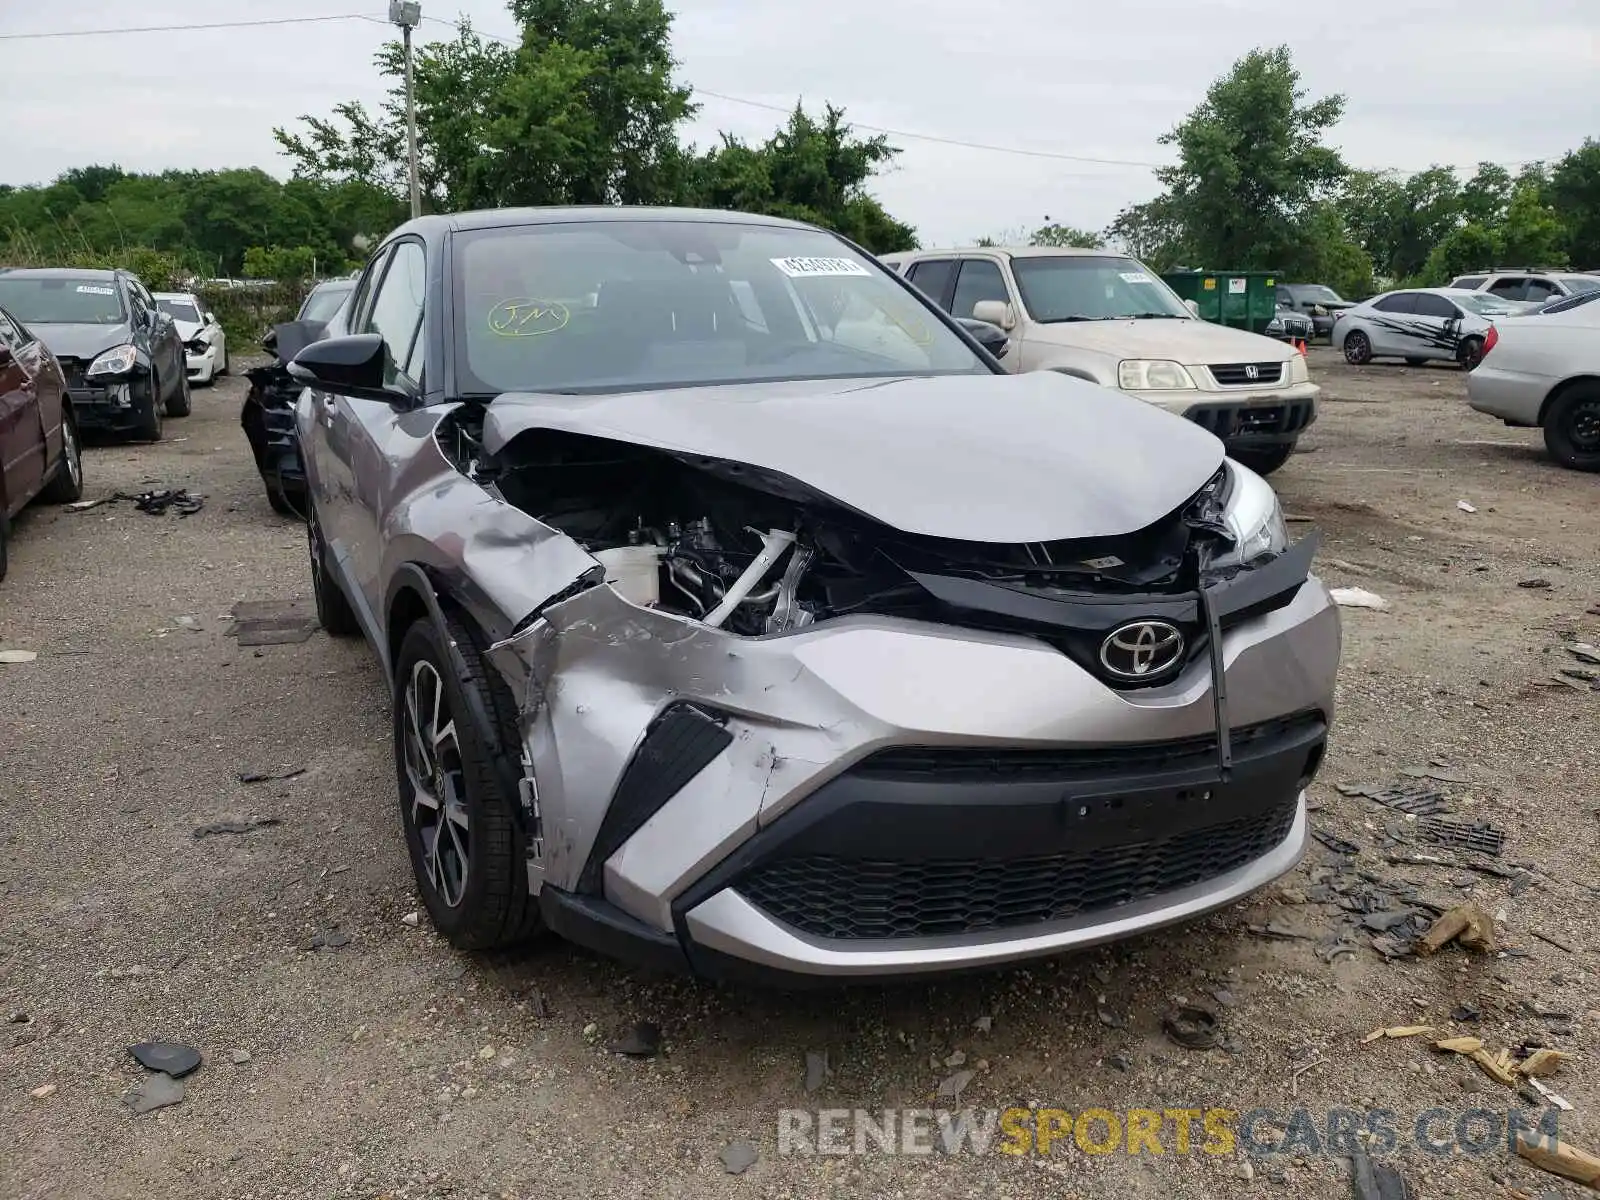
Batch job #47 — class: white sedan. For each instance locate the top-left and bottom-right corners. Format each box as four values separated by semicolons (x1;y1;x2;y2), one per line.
155;292;229;385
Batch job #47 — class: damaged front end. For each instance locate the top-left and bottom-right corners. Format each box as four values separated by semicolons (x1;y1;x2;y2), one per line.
241;320;325;517
440;394;1339;980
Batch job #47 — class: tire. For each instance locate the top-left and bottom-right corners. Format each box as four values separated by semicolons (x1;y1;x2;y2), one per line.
165;369;192;417
40;408;84;504
134;371;163;441
1457;337;1485;371
1342;330;1372;365
1405;357;1427;367
266;480;299;517
220;345;230;376
393;611;544;951
0;514;9;584
306;504;360;636
1542;381;1600;473
1231;444;1294;476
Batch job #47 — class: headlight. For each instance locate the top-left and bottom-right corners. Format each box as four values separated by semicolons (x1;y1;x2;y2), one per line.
1118;359;1197;391
1286;353;1309;384
86;344;139;377
186;338;209;356
1210;460;1288;570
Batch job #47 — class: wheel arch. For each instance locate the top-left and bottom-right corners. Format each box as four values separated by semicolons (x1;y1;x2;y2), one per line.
1538;374;1600;428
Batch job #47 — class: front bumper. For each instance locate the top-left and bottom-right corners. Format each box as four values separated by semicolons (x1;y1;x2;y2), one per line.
242;382;306;500
1466;366;1548;427
186;347;219;382
490;553;1340;982
67;381;142;431
1179;381;1319;449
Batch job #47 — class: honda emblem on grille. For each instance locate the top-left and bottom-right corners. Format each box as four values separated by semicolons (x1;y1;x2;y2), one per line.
1244;363;1260;380
1099;620;1185;680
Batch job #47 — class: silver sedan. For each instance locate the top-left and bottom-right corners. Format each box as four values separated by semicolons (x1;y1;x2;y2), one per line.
1333;287;1529;369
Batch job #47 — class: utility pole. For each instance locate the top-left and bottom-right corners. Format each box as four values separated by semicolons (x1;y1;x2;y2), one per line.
390;0;423;219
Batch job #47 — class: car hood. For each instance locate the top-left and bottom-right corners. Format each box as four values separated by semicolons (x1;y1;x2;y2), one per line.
174;320;203;342
1024;318;1298;362
481;371;1225;544
32;322;133;361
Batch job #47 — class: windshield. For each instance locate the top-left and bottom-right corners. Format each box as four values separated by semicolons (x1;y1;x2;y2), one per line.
1457;293;1530;317
1009;256;1191;322
1538;290;1600;314
157;297;202;324
1292;284;1346;304
453;220;989;394
299;283;353;322
0;277;126;325
1560;275;1600;295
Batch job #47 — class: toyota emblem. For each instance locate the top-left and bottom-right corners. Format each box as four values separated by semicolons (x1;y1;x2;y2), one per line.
1099;620;1186;680
1244;363;1260;380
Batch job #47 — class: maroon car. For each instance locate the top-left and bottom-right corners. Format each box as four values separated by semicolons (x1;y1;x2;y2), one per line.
0;303;83;581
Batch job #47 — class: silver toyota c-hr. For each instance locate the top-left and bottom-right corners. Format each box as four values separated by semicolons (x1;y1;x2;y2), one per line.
289;206;1341;984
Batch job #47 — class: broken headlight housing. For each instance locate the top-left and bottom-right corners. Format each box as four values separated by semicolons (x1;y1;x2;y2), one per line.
1210;460;1288;570
1286;352;1309;384
86;344;139;378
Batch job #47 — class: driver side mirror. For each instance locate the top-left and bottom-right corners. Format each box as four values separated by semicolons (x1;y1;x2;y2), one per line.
205;311;217;325
970;299;1015;331
287;333;396;401
955;317;1009;359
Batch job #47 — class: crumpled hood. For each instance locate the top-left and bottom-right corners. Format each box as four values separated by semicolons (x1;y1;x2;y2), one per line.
482;371;1225;543
1028;318;1298;363
173;320;203;343
32;322;132;362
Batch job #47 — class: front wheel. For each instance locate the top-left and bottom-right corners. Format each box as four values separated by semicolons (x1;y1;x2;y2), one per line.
134;372;163;441
1543;382;1600;473
1231;444;1294;476
393;613;544;951
1342;330;1372;365
40;409;84;503
165;369;192;416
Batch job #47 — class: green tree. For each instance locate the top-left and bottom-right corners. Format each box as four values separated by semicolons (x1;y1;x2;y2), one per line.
243;245;319;282
1547;139;1600;267
1496;180;1567;267
1106;195;1187;269
1146;46;1346;274
1030;222;1104;248
1420;223;1499;285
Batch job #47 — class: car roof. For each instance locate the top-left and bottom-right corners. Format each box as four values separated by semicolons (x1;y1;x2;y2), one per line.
389;205;823;239
0;266;120;280
906;245;1122;259
309;278;355;291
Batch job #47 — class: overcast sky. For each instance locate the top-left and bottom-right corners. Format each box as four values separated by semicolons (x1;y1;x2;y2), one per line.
2;0;1596;245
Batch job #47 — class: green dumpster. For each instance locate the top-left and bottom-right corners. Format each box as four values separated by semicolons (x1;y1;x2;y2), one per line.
1160;269;1281;334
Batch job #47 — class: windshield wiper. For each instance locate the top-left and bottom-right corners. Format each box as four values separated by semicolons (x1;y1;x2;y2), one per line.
1043;315;1115;323
1125;312;1186;319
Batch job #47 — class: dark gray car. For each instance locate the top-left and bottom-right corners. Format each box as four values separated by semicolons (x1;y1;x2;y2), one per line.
289;207;1339;983
0;267;189;440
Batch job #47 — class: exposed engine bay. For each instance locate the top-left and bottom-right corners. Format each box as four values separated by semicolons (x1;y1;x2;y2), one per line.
452;418;1290;669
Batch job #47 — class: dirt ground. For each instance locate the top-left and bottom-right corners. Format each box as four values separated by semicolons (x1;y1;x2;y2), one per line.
1;348;1597;1200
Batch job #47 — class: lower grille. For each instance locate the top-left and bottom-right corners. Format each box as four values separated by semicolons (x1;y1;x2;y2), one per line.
1186;400;1313;439
738;797;1298;940
1209;362;1283;386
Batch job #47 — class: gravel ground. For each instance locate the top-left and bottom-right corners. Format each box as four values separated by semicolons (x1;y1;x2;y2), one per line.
1;349;1597;1200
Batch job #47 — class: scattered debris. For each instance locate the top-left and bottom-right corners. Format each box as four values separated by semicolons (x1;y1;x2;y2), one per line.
973;1015;992;1034
227;599;319;646
804;1050;827;1094
1518;578;1553;589
1518;1050;1568;1078
1291;1055;1328;1098
230;1049;252;1065
936;1069;976;1099
1311;829;1361;856
1417;905;1497;956
400;912;419;927
608;1022;661;1058
29;1083;56;1100
1363;1025;1435;1043
307;929;351;952
1161;1004;1219;1050
943;1049;967;1069
1513;1129;1600;1188
123;1072;185;1114
0;649;38;665
7;1012;28;1024
193;816;281;839
1450;1003;1481;1022
1330;587;1388;610
1567;644;1600;666
64;497;109;512
1531;928;1576;954
237;768;305;784
128;1042;202;1078
1435;1036;1484;1053
1418;817;1506;856
1528;1077;1574;1112
1351;1140;1417;1199
720;1140;759;1175
120;488;204;516
1456;500;1478;513
1357;781;1453;814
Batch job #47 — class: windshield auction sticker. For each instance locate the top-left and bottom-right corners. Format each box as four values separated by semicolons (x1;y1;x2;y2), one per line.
75;285;115;295
487;298;570;337
771;257;871;278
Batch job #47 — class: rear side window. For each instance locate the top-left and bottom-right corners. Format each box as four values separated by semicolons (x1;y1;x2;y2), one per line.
1413;293;1459;318
1450;276;1486;290
1372;293;1418;314
905;259;957;309
1487;277;1528;301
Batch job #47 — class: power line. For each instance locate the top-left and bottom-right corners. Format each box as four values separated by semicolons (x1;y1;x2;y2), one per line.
0;13;373;41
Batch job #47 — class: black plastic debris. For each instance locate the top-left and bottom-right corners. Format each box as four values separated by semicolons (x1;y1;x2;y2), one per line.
129;1041;202;1078
608;1021;661;1057
1401;765;1473;784
1449;1002;1481;1022
237;768;306;784
1419;817;1506;856
119;489;204;517
1312;829;1360;856
1362;909;1422;933
1509;871;1537;896
307;929;351;951
1351;1141;1416;1199
1316;937;1361;964
1161;1004;1219;1050
193;816;281;838
1364;783;1452;815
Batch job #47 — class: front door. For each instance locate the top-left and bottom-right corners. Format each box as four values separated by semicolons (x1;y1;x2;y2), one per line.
0;312;46;512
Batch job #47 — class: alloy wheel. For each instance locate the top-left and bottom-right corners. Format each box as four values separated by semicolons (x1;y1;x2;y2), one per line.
402;659;471;907
62;419;82;490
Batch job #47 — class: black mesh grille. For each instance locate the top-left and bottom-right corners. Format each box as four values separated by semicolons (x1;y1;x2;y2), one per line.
1209;362;1284;386
738;797;1298;940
